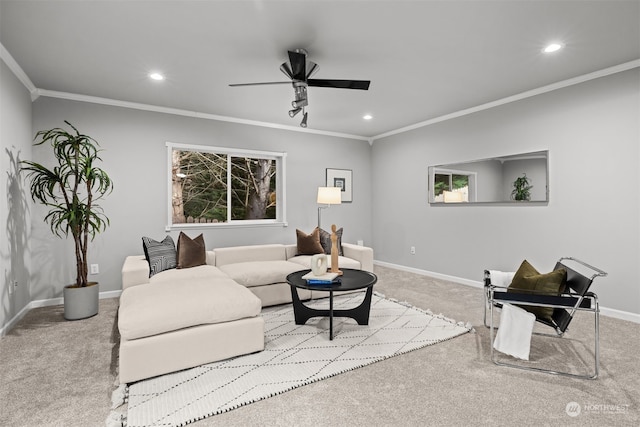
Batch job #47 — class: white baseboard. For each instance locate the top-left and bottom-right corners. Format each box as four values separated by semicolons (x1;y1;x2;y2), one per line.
374;260;484;288
374;260;640;324
0;304;32;338
1;289;122;337
598;306;640;324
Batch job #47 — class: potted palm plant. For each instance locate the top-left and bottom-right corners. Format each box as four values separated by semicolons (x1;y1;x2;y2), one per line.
511;173;533;201
21;121;113;320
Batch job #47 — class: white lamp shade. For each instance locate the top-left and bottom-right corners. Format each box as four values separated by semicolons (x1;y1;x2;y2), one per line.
317;187;342;205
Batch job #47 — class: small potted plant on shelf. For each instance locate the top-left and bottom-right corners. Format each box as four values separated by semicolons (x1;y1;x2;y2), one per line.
511;173;533;201
21;121;113;320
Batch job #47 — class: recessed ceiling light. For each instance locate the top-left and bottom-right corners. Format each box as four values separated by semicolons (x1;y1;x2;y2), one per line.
363;114;373;120
543;43;563;53
149;72;165;81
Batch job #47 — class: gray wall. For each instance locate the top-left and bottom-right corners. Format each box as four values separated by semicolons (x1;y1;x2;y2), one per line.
29;98;373;298
372;69;640;314
1;58;33;328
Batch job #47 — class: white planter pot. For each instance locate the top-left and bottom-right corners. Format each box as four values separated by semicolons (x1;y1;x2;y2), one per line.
63;282;99;320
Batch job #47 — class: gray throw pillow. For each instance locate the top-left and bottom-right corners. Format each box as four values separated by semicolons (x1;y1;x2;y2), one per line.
318;227;343;256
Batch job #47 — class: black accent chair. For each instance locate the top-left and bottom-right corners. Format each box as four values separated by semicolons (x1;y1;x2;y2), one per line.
484;257;607;379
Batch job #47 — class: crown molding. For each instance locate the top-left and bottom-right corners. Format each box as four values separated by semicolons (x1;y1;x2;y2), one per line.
0;42;39;101
35;89;370;142
371;59;640;142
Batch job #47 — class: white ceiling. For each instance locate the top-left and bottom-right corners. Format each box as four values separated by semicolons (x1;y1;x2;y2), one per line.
1;0;639;139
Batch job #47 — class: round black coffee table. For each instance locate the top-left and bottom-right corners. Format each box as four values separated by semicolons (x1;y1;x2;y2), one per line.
286;268;378;340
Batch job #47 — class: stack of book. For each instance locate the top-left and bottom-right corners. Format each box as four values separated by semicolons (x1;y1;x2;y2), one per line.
301;271;340;285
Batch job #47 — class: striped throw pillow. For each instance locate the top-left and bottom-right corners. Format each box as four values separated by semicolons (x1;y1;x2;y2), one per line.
142;236;177;277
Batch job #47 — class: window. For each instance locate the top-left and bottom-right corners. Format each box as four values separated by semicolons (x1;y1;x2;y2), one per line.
167;143;286;228
430;168;476;203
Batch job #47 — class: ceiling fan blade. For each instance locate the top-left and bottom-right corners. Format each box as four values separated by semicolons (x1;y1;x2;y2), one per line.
229;81;293;87
306;61;319;79
280;62;293;80
308;79;371;90
288;50;307;81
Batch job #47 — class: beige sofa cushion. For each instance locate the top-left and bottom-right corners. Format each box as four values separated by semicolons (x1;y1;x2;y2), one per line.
214;244;286;266
118;277;261;340
288;255;361;270
218;260;304;288
149;264;228;285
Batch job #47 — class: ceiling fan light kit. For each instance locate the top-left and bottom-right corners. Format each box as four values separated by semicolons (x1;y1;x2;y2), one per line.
288;107;302;118
230;49;371;128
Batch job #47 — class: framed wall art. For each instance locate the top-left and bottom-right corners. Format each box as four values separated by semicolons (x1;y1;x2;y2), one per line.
326;168;352;202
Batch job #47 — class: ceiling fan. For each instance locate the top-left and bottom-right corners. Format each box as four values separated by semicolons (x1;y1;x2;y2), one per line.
229;49;371;127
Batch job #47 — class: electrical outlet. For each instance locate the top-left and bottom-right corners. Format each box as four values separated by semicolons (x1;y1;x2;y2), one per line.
8;280;18;295
410;246;416;255
90;264;99;275
357;240;364;246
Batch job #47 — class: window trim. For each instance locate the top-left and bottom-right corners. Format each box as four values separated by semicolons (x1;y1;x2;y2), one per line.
166;142;287;230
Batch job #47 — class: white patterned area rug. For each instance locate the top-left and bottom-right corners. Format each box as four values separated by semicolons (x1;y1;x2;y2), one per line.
111;292;472;427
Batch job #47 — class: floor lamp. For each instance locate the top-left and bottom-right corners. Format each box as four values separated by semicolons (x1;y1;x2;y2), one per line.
317;187;341;229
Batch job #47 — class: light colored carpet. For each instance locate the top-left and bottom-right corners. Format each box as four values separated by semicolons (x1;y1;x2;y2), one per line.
1;265;639;426
117;293;471;427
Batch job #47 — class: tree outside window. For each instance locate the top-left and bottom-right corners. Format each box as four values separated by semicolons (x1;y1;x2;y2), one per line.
169;143;285;226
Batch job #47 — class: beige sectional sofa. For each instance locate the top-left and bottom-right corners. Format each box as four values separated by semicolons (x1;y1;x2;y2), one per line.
118;242;373;383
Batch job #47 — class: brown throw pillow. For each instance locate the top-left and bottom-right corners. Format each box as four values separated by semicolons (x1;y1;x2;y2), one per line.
507;260;567;321
296;228;324;255
176;232;206;269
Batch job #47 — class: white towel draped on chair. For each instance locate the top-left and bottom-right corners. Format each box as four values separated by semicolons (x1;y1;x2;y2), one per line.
489;270;515;287
493;303;536;360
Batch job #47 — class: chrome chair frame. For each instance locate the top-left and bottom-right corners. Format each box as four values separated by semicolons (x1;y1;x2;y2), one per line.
484;257;607;379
